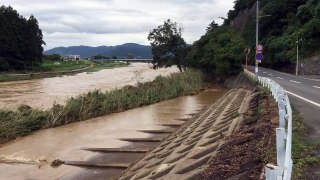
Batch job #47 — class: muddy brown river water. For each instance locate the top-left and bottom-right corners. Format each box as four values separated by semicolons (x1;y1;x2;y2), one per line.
0;63;178;109
0;63;227;179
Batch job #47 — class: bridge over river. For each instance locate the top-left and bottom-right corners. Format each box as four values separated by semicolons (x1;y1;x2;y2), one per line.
92;59;153;65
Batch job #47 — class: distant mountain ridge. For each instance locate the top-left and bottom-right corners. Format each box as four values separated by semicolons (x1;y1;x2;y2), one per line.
44;43;152;59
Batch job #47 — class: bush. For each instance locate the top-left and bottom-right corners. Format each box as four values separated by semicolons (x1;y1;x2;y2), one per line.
0;70;204;144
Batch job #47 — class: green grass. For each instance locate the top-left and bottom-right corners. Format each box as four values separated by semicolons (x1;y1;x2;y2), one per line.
87;61;127;72
0;61;128;82
40;60;91;72
292;106;319;179
0;75;32;82
41;60;127;72
0;69;204;144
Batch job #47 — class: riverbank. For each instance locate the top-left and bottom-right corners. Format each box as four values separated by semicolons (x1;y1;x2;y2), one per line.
0;69;204;144
0;61;127;82
200;86;318;179
0;87;226;179
114;79;318;179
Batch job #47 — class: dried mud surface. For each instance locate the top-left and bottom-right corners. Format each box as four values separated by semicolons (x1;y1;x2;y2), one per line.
200;90;279;180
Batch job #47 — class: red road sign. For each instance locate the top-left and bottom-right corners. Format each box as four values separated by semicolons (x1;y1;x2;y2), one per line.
256;44;264;52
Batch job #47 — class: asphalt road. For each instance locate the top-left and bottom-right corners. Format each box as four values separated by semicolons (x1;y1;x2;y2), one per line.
247;66;320;140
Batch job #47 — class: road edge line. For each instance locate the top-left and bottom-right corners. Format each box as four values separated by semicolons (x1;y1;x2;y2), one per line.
286;91;320;107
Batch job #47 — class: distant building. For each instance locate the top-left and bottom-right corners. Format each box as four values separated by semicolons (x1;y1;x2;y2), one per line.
62;55;81;61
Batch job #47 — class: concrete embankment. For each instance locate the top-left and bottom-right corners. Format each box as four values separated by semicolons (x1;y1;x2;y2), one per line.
113;73;278;180
118;88;253;179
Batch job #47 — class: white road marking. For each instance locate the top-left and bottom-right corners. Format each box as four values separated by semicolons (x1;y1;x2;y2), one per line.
290;80;301;84
248;65;320;82
313;86;320;89
277;77;284;80
263;72;266;74
298;76;320;82
269;74;274;77
271;70;320;82
286;91;320;107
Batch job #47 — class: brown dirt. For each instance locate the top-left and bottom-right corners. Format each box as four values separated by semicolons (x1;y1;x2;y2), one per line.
199;89;279;180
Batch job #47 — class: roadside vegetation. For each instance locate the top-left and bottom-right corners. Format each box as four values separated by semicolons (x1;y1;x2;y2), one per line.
225;0;320;71
0;69;204;144
292;107;319;179
149;20;245;81
258;88;320;179
201;85;319;179
186;25;246;80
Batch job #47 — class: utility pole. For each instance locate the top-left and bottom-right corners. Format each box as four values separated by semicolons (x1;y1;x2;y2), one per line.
296;41;299;75
296;39;302;75
255;0;259;74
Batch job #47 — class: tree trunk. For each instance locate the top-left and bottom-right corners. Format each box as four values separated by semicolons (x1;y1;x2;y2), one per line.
177;60;183;72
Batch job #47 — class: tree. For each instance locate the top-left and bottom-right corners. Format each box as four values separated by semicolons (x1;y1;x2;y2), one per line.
0;5;45;71
147;19;187;72
44;54;61;61
186;26;246;79
206;20;218;33
92;55;109;59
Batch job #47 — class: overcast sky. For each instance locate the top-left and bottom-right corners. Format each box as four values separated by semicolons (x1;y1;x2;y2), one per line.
2;0;234;50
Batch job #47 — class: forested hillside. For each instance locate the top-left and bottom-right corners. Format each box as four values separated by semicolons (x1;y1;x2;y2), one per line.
44;43;152;59
0;6;45;71
187;0;320;74
228;0;320;71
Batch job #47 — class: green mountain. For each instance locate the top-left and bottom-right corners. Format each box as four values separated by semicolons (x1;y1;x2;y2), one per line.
44;43;152;59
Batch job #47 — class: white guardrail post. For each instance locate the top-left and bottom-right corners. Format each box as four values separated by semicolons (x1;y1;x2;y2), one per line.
244;70;293;180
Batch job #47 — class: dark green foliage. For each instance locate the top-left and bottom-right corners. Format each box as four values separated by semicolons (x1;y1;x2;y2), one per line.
0;6;45;71
0;70;204;144
186;26;246;80
148;19;188;72
93;55;110;59
206;20;219;33
225;0;256;24
227;0;320;71
43;54;61;61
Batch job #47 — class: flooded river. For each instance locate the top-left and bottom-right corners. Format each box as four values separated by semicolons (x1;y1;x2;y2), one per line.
0;63;178;109
0;88;227;179
0;63;227;179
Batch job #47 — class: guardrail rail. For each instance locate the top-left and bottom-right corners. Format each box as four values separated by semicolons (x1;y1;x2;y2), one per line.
244;69;293;180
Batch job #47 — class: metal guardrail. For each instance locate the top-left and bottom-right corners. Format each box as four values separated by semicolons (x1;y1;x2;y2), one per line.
244;69;293;180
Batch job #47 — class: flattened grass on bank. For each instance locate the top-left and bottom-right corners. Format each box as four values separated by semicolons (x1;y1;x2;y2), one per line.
0;69;204;144
0;61;127;82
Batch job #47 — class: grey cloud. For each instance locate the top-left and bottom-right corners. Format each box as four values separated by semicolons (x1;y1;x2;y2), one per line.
2;0;234;49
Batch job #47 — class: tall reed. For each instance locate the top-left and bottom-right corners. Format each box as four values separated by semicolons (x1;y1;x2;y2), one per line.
0;69;204;144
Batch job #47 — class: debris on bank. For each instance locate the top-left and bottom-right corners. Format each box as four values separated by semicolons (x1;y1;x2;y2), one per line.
200;89;278;180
